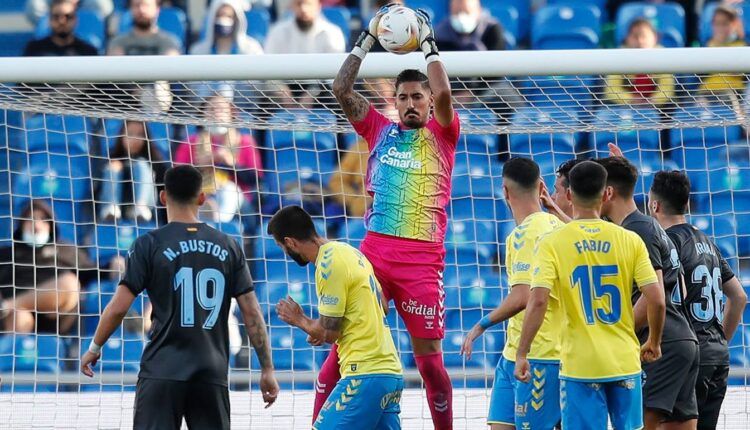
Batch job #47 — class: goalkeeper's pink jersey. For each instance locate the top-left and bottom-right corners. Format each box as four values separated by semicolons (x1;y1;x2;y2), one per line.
352;106;460;243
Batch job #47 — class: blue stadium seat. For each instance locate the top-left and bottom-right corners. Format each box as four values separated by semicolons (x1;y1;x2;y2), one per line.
21;114;91;156
457;109;500;153
245;8;271;44
80;280;149;335
699;2;750;45
459;273;502;310
520;75;597;115
446;218;497;256
509;107;580;154
407;0;449;27
0;32;34;57
0;0;25;12
337;218;366;248
35;9;106;51
451;158;501;199
256;327;316;371
488;4;519;49
86;221;156;266
669;105;741;148
487;0;531;40
322;7;351;48
95;335;144;373
616;2;686;47
444;310;499;369
118;7;187;50
591;107;661;156
449;197;509;225
735;213;750;256
532;5;601;50
633;158;679;197
0;334;64;374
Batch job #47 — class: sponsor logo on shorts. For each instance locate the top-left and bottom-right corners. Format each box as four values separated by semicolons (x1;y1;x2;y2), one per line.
617;378;636;390
516;402;527;417
321;294;339;306
380;389;402;409
402;299;436;318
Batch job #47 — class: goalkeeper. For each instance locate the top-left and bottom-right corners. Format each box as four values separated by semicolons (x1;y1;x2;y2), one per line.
326;4;460;429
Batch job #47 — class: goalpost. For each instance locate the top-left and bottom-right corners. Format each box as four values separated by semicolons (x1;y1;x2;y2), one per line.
0;48;748;429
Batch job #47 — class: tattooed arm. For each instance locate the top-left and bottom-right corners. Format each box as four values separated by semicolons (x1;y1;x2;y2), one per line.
332;55;371;123
276;297;344;344
237;291;274;370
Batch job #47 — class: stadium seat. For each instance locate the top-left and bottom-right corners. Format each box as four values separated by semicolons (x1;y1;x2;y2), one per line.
35;9;106;52
531;5;601;50
337;218;366;248
118;7;187;50
699;2;750;45
0;0;25;12
735;213;750;256
486;0;530;41
245;8;271;44
95;335;144;373
487;4;519;49
451;158;501;199
0;32;34;57
21;114;91;156
444;310;499;369
86;221;156;266
616;2;686;47
256;327;316;371
509;107;580;154
322;7;351;48
669;105;741;148
457;109;500;153
520;75;597;115
459;273;502;310
591;107;661;156
407;0;449;27
0;334;65;374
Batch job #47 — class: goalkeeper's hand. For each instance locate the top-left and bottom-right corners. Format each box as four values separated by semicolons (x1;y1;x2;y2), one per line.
415;8;440;63
352;3;395;59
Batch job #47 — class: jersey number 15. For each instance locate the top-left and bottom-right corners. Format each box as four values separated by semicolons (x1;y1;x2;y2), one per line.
572;265;622;325
174;267;226;329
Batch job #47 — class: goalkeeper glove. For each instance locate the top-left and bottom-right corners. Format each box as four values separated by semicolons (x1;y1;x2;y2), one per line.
351;3;396;60
415;9;440;64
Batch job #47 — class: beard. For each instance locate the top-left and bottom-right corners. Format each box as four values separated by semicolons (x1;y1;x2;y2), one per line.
287;249;308;266
401;109;426;128
295;17;314;32
134;17;154;31
54;30;72;39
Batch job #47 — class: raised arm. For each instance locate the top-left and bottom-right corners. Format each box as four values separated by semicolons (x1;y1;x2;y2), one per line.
332;6;391;122
415;9;453;127
237;291;279;408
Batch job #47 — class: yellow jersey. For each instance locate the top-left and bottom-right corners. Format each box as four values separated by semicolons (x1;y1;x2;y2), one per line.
531;219;658;382
315;241;402;378
503;212;564;362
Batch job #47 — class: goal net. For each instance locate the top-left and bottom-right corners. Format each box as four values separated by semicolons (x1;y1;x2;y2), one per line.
0;50;748;429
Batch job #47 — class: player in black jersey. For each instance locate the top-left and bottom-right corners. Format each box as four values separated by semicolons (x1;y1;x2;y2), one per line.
649;170;746;430
80;165;279;430
597;157;699;430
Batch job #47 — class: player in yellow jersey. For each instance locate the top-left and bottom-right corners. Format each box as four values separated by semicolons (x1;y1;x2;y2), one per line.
515;161;666;430
460;157;564;430
270;206;403;429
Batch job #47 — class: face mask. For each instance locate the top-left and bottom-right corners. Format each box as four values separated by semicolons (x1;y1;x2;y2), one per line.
214;17;235;38
22;230;49;247
450;12;478;34
209;125;228;136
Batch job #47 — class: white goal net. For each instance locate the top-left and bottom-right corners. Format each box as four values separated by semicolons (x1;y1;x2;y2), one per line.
0;50;748;429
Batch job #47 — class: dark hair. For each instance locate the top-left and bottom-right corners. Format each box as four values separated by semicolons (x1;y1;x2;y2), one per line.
395;69;430;92
651;170;691;215
51;0;77;9
110;120;163;162
596;156;639;198
628;17;657;37
569;161;608;202
13;199;57;242
502;157;540;191
164;165;203;204
267;205;319;242
556;158;587;187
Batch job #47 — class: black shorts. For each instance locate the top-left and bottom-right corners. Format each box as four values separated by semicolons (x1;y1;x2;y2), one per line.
642;339;700;422
696;364;729;430
133;378;230;430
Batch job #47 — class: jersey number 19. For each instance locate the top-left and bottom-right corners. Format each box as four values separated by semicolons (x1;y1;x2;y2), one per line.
174;267;226;329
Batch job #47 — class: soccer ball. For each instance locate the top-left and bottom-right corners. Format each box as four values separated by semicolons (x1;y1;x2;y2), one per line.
377;6;421;55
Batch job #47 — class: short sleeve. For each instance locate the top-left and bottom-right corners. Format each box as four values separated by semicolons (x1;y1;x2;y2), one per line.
633;236;659;289
716;247;736;284
636;224;664;269
120;235;152;296
351;106;391;151
316;249;348;318
232;241;254;297
531;237;557;291
507;229;534;286
428;111;461;149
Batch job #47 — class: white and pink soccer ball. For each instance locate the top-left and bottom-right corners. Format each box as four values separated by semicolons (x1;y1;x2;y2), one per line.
376;6;421;55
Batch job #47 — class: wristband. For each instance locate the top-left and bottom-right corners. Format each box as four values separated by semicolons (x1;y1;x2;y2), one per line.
352;32;376;60
88;341;102;355
421;38;440;64
478;315;494;330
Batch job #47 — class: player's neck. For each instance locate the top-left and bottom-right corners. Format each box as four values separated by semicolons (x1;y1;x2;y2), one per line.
167;207;201;224
608;199;639;226
511;199;542;225
306;236;329;263
657;214;687;230
572;206;602;221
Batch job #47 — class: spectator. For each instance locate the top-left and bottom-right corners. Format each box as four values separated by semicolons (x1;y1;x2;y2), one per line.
107;0;181;56
98;120;168;223
26;0;113;26
604;18;675;107
264;0;346;54
435;0;505;51
0;200;96;334
701;4;746;95
174;94;263;223
24;0;99;56
190;0;263;55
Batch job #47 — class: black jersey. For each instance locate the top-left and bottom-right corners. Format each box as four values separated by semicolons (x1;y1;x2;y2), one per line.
120;222;254;386
622;211;696;344
667;223;736;365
